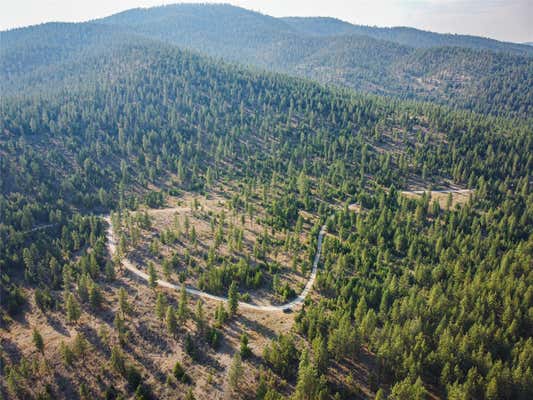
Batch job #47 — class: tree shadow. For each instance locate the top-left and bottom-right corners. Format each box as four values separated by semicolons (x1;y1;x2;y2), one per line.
0;337;23;364
52;370;80;400
45;313;70;336
238;314;276;340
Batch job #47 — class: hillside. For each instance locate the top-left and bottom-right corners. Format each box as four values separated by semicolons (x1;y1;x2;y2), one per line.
282;16;533;54
1;4;532;118
1;35;532;400
96;4;533;118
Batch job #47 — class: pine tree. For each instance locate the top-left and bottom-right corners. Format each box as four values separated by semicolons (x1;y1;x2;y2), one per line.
485;377;499;400
166;306;178;337
148;262;158;288
72;333;88;357
228;352;243;392
118;287;131;316
89;281;102;309
295;348;321;400
177;285;188;322
114;313;127;345
155;292;167;321
227;281;239;317
240;333;252;359
195;299;205;334
105;261;115;281
215;302;228;327
66;293;81;323
32;327;44;354
173;360;190;383
110;345;126;375
312;335;329;374
60;341;75;366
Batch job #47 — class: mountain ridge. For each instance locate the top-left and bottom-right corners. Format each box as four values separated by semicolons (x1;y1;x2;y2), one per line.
2;3;532;118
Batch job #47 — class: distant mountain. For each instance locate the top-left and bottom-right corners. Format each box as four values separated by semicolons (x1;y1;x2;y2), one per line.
97;4;533;117
282;17;533;55
0;22;159;94
2;3;532;117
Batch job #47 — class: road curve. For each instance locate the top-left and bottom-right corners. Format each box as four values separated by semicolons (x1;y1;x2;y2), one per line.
104;215;326;312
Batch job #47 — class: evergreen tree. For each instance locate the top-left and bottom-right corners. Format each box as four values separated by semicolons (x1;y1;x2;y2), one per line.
155;292;167;321
32;327;44;354
227;281;239;317
65;293;81;323
148;262;158;289
177;285;188;322
118;287;131;316
228;352;243;392
240;333;252;359
166;306;178;337
195;299;205;334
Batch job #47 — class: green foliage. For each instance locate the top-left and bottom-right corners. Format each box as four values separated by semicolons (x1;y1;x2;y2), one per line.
118;287;131;316
0;8;531;399
177;286;188;322
32;327;44;354
227;281;239;317
214;302;228;327
165;306;178;337
239;333;252;359
147;262;158;289
298;181;533;396
294;348;327;400
4;5;531;117
184;333;199;361
172;360;191;384
110;345;126;375
228;352;243;392
390;376;427;400
155;292;167;321
65;293;81;323
35;288;54;311
263;334;299;380
206;326;222;350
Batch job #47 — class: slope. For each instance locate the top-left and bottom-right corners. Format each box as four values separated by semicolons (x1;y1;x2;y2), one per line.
2;4;532;117
282;16;533;55
97;4;531;117
1;34;532;399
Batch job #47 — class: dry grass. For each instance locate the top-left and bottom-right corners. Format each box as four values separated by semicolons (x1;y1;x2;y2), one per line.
1;265;299;400
122;190;313;306
401;189;472;209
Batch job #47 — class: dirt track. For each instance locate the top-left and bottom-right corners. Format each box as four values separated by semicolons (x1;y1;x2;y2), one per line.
104;215;326;312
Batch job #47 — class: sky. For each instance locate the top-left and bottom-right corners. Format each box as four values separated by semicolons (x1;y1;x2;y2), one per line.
1;0;532;43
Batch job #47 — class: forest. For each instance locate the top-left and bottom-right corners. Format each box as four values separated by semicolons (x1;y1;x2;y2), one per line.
2;4;533;118
0;5;532;400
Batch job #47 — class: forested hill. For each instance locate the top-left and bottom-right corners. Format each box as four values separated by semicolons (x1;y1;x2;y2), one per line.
282;16;533;54
0;22;161;95
2;3;532;118
95;4;533;118
1;14;533;400
100;4;533;56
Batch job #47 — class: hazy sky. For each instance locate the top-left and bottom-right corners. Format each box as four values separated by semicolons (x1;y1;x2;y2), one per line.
1;0;531;43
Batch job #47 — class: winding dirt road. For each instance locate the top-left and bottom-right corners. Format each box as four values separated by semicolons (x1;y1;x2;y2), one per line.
104;216;326;312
